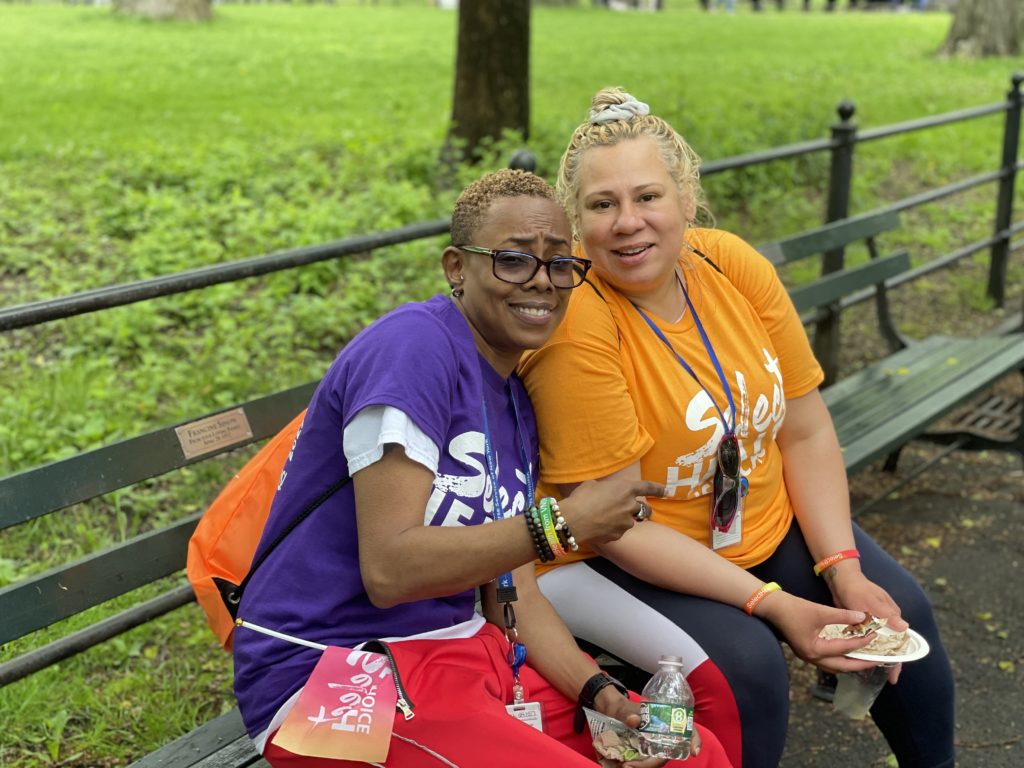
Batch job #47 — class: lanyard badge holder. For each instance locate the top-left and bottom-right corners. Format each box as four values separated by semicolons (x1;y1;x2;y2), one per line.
481;395;544;732
633;277;748;550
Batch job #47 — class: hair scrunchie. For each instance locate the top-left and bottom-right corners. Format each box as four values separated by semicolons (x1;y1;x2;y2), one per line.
588;94;650;125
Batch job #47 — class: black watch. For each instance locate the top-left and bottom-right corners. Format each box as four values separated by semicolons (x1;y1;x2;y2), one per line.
574;672;628;733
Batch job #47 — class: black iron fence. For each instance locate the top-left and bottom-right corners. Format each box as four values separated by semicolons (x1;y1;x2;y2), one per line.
1;72;1020;336
698;73;1023;306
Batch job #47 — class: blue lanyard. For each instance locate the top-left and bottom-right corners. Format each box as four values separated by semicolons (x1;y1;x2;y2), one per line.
480;384;533;690
480;385;534;595
632;276;737;436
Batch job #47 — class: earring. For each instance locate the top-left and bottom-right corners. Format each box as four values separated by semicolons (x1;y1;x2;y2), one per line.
451;278;464;299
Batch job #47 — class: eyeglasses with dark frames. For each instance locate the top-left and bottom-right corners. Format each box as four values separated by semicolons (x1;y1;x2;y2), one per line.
456;246;592;289
712;433;747;532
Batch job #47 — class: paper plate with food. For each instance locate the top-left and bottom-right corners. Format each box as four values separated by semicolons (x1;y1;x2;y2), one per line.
819;616;930;664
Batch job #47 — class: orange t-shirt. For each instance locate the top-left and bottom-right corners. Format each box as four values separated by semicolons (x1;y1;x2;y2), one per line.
518;229;824;571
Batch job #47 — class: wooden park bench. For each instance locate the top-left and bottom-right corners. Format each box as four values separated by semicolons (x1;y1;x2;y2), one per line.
759;209;1023;481
0;383;314;767
0;209;1020;768
758;208;1024;705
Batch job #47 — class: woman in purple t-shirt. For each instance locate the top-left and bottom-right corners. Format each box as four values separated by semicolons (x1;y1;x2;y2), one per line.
232;169;734;768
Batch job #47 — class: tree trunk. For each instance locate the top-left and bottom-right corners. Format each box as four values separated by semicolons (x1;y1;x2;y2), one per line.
446;0;530;165
113;0;211;21
941;0;1022;57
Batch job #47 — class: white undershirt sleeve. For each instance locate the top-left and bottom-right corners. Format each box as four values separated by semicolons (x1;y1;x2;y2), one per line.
342;405;440;474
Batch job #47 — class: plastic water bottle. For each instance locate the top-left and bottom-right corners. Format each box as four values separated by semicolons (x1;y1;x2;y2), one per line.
637;655;694;759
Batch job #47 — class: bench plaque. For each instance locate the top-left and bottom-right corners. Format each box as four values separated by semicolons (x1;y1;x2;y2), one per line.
175;408;254;459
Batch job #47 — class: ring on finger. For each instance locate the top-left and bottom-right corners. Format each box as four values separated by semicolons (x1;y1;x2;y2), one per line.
634;501;650;522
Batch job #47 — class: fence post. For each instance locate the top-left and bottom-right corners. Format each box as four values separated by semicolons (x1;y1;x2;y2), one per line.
988;72;1023;307
815;100;857;386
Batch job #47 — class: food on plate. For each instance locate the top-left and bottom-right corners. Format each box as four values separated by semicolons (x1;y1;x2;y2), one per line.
842;616;887;637
820;616;911;656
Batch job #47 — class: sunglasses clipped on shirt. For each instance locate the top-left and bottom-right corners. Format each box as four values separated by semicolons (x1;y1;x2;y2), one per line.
712;432;747;532
456;246;592;289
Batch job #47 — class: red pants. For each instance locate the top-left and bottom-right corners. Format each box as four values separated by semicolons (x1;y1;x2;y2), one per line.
263;624;733;767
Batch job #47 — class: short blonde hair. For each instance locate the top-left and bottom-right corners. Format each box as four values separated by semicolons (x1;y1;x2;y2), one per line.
451;169;560;245
556;87;708;235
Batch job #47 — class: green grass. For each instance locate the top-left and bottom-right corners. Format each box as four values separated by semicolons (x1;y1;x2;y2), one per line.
1;3;1022;765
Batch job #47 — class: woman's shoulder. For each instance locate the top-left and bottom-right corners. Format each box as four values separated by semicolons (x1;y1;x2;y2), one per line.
316;296;469;423
687;228;778;285
687;227;765;264
330;296;467;388
352;295;462;350
551;278;623;346
376;294;457;330
519;281;620;380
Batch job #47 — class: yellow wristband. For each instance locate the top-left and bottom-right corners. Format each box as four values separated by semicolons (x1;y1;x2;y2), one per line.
538;497;566;558
743;582;781;615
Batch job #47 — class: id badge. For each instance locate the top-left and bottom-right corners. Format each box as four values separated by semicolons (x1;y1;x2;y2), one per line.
506;701;544;732
711;493;743;551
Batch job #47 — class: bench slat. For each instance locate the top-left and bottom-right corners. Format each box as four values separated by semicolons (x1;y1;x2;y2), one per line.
190;739;268;768
758;209;901;266
0;584;194;687
826;337;962;433
0;382;316;531
128;708;266;768
826;334;1024;473
789;251;910;314
827;336;1005;436
820;335;947;401
0;515;198;645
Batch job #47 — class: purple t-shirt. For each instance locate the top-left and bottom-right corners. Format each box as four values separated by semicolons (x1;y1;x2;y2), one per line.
233;295;539;739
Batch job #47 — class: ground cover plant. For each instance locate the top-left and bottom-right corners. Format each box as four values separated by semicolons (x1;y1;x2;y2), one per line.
0;2;1021;765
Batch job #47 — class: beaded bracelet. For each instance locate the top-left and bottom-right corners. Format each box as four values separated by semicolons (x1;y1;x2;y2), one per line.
813;549;861;576
525;507;555;562
743;581;781;615
542;497;579;553
537;497;567;558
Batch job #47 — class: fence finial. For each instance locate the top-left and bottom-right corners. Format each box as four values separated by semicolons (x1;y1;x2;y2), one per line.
836;100;856;123
508;149;536;173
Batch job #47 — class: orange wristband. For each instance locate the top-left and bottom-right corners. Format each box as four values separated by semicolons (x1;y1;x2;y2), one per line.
813;549;861;576
743;582;781;615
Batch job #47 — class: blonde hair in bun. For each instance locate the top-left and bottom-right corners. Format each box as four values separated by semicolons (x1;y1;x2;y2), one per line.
557;87;708;236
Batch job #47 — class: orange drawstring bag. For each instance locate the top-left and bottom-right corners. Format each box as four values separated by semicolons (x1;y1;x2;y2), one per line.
187;408;352;651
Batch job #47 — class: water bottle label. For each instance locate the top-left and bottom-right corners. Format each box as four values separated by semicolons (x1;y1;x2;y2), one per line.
638;702;693;737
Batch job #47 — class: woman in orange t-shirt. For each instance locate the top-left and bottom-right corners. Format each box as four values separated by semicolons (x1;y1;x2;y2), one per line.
519;89;954;768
